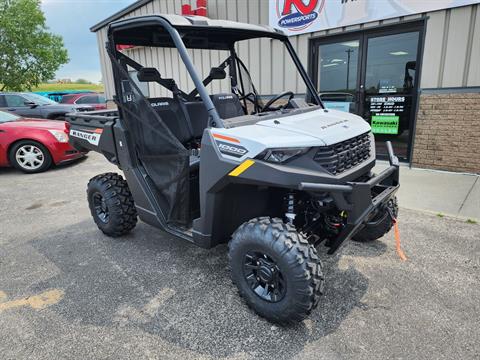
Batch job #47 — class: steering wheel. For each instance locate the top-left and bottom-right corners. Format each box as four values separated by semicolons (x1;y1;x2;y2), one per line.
261;91;294;112
239;92;260;113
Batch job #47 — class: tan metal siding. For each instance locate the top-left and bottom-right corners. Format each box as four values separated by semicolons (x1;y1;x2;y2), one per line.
97;28;115;100
441;6;473;87
420;10;446;89
420;4;480;88
95;2;480;100
466;5;480;86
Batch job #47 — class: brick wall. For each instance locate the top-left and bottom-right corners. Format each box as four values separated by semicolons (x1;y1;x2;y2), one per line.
412;92;480;174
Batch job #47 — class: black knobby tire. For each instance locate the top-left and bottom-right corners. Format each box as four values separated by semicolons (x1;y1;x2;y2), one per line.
352;196;399;243
228;217;324;325
8;140;52;173
87;172;138;237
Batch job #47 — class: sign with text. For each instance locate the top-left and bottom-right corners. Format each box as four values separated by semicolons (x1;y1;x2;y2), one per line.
269;0;480;36
371;115;400;134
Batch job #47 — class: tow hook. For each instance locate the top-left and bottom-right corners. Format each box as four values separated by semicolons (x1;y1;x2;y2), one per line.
387;205;397;222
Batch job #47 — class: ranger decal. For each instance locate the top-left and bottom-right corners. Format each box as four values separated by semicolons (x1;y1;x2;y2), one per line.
70;129;101;146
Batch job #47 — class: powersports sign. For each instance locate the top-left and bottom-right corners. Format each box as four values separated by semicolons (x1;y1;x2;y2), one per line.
273;0;326;33
269;0;480;36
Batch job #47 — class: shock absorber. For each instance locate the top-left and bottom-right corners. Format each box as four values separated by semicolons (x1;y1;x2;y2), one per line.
284;192;296;224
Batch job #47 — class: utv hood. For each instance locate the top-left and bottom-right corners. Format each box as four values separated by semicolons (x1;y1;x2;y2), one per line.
256;108;371;146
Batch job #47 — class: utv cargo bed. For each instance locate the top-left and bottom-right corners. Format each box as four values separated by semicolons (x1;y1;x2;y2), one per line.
67;110;119;163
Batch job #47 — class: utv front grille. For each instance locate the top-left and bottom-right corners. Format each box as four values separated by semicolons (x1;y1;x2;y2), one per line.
314;132;371;175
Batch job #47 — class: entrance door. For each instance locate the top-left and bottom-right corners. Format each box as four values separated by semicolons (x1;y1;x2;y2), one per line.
311;23;424;161
316;37;361;114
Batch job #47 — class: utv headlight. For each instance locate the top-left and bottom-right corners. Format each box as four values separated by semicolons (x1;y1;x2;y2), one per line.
48;130;69;143
257;147;309;163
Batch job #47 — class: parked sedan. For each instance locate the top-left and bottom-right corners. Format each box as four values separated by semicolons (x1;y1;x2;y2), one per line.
60;93;107;110
0;92;94;120
0;110;86;173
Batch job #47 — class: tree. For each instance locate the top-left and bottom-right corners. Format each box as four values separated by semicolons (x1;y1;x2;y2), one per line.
75;78;91;84
0;0;69;91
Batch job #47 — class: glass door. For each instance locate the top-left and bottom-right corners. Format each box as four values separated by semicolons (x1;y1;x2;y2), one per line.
316;38;361;114
311;22;424;162
362;31;420;160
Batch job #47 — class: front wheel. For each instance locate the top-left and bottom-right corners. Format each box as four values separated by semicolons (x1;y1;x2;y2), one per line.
87;172;138;237
352;197;398;243
228;217;324;325
8;140;52;173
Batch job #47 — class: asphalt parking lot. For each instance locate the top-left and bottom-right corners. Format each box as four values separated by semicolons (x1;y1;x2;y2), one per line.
0;153;479;360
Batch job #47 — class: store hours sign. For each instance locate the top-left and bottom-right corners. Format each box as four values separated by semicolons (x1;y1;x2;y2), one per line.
269;0;480;36
369;96;407;135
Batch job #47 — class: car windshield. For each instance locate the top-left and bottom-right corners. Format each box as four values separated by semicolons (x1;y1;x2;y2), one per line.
0;110;20;123
23;93;58;105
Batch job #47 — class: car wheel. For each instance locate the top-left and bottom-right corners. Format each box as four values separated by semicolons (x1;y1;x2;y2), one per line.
9;140;52;173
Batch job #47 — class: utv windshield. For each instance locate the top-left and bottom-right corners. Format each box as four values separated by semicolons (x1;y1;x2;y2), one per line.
108;15;322;118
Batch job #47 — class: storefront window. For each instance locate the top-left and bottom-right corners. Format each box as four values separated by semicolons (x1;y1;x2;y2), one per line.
318;40;359;93
313;26;422;161
318;40;359;113
364;32;419;95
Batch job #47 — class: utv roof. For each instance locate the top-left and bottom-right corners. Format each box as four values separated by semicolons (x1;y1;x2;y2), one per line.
108;14;287;50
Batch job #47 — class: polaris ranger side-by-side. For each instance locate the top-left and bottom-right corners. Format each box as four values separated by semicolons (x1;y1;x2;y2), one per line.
67;15;399;325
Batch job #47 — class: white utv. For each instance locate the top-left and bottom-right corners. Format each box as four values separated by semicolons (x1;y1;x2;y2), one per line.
67;15;400;325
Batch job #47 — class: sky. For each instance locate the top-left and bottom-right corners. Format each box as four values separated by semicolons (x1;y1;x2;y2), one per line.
40;0;137;83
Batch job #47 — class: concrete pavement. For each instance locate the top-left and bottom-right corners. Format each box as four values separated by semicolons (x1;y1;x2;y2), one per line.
375;162;479;221
0;153;479;359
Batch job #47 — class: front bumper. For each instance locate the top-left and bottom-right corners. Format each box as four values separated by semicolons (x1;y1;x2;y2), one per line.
299;141;400;253
50;141;87;164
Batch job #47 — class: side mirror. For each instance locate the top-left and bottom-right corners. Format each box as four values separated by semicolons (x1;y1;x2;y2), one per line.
209;67;226;80
137;67;162;83
24;101;38;108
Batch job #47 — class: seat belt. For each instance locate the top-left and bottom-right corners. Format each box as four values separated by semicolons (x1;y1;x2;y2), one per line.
171;83;195;145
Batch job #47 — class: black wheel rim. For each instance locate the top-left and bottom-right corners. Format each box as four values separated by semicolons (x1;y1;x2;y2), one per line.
243;251;286;303
92;192;109;223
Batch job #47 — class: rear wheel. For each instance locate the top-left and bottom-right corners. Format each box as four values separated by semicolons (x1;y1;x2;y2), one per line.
352;197;398;243
228;217;324;325
8;140;52;173
87;173;137;237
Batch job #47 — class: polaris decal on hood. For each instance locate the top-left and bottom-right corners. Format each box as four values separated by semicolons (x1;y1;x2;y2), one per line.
70;129;102;146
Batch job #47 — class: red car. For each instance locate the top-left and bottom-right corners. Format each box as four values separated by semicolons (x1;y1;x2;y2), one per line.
60;93;107;110
0;110;86;173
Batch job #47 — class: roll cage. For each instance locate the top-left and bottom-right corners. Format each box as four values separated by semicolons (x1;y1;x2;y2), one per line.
106;14;323;128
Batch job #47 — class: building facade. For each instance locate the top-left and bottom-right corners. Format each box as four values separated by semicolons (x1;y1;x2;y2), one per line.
92;0;480;173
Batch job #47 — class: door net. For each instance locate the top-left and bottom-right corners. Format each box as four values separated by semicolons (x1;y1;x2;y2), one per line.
110;54;190;227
